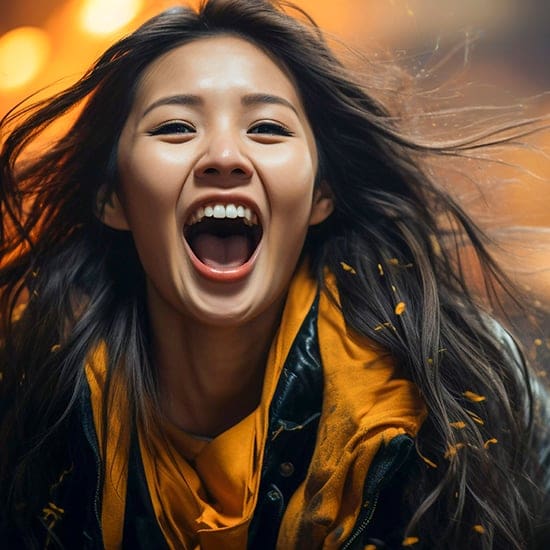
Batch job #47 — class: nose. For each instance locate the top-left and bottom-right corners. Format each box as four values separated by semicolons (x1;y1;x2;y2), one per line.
194;131;253;184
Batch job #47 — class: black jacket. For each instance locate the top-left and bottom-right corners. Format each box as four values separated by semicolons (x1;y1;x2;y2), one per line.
5;297;550;549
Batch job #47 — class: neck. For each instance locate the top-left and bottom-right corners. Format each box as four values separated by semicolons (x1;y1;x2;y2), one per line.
147;289;285;438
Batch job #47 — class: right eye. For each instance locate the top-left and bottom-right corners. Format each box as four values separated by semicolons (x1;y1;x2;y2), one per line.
148;121;196;136
248;122;293;136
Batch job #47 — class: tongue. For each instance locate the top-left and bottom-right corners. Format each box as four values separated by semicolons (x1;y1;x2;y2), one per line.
193;233;250;269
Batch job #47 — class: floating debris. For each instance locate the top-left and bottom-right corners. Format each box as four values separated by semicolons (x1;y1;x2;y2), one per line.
444;443;465;459
388;257;413;268
466;410;485;425
450;421;466;429
418;450;437;468
473;525;485;534
395;301;407;315
463;391;486;403
340;262;356;274
402;536;420;546
483;438;498;449
374;321;396;332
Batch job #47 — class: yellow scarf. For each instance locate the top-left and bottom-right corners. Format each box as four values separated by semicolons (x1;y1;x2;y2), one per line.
85;263;426;549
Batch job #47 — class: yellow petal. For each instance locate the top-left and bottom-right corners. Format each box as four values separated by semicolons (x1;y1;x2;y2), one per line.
374;322;395;332
463;390;486;402
444;443;465;459
377;263;384;276
484;438;498;449
394;301;406;315
402;537;420;546
386;258;413;268
450;421;466;429
418;451;438;468
340;261;356;274
473;524;485;534
466;410;485;425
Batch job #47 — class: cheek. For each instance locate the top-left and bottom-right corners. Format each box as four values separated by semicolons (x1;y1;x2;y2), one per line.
117;145;190;214
260;146;317;215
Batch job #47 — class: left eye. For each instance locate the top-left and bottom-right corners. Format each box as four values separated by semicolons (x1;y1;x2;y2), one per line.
248;123;293;136
148;122;196;136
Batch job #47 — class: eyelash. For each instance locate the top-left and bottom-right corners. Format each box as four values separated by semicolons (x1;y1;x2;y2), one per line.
148;121;195;135
248;122;294;136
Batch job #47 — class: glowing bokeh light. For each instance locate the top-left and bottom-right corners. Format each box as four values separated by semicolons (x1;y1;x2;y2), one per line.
81;0;144;35
0;27;51;91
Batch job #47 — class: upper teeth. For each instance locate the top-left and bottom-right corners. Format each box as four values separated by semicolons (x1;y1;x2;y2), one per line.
188;203;258;226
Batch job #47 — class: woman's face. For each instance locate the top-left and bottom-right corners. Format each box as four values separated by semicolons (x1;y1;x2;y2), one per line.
109;35;332;326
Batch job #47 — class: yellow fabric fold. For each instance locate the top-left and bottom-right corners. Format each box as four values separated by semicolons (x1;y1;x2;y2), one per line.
84;263;426;550
85;262;317;550
276;271;427;549
85;345;130;550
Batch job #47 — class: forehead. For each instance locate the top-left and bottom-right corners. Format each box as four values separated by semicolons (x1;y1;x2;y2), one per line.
133;35;304;109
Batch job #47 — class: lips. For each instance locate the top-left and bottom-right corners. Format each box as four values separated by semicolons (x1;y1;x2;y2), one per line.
183;200;263;281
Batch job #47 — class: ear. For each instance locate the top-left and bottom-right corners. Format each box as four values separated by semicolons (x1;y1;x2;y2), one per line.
309;181;334;226
95;186;130;230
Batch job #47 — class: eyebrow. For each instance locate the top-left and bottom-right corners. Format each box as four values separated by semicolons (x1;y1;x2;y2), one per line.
142;94;202;117
241;93;299;116
141;93;298;118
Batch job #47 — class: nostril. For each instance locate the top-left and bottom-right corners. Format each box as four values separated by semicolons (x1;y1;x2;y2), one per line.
231;168;248;177
204;168;219;175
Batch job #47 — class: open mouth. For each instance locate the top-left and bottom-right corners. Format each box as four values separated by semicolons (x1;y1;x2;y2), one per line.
184;203;263;271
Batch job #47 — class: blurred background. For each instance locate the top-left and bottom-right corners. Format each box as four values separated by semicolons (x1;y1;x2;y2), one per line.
0;0;548;365
1;1;548;113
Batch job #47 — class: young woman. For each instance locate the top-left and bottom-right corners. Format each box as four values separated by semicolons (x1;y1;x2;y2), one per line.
1;0;548;548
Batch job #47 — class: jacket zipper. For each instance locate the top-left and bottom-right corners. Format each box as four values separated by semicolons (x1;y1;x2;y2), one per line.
341;435;415;550
341;491;380;550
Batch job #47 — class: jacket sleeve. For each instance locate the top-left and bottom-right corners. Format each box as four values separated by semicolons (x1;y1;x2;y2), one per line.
490;319;550;536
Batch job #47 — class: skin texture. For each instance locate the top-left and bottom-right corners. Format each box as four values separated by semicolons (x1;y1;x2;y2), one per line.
102;36;333;435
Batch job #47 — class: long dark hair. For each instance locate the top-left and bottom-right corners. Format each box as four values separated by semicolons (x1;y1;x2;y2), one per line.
1;0;548;547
